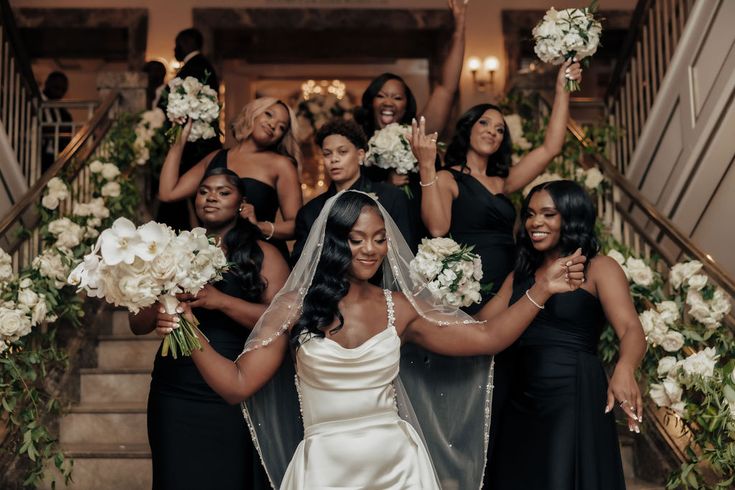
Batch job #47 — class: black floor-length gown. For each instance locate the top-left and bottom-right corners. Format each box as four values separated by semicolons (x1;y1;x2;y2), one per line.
147;271;269;490
207;150;289;258
486;275;626;489
445;168;517;485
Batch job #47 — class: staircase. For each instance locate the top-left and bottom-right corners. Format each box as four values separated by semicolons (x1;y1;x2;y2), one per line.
41;311;157;489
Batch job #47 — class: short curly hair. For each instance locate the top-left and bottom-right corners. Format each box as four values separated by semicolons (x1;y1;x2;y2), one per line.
315;119;368;151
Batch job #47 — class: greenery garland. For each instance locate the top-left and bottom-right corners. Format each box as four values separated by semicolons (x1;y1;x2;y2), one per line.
0;108;166;487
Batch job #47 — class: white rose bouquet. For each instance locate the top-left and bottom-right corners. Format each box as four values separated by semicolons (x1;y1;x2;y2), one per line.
364;123;417;198
68;217;228;358
409;237;483;308
165;76;220;143
532;2;602;91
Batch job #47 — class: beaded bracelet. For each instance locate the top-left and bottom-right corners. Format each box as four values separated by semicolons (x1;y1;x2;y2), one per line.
419;175;438;187
525;289;545;309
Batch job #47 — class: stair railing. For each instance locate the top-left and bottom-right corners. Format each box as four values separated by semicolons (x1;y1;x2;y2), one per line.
0;90;121;272
606;0;696;174
0;0;41;187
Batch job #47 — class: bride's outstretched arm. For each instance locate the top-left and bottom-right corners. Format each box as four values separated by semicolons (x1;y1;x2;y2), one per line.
157;303;289;404
401;250;586;356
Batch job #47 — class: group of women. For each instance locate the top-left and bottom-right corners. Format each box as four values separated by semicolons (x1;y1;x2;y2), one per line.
129;1;647;488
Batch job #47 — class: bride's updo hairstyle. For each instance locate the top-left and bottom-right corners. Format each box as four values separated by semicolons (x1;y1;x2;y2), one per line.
515;180;600;281
444;103;513;178
290;192;381;348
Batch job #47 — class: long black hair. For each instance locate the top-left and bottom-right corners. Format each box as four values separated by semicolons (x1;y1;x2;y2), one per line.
354;73;418;138
444;104;513;178
515;180;600;281
198;167;266;302
290;192;382;348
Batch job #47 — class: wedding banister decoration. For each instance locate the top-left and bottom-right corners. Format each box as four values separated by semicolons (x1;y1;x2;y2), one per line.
0;97;167;486
502;90;735;489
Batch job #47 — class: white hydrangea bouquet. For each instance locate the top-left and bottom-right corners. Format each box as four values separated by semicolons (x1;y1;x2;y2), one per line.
409;237;483;308
165;75;220;143
364;123;417;198
68;217;228;358
532;2;602;91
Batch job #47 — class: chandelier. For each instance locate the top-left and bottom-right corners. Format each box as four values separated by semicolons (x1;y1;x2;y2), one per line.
301;79;346;100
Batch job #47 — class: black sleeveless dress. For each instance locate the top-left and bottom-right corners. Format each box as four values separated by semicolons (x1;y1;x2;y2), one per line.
486;275;626;489
446;168;516;309
207;150;289;258
445;168;517;484
147;271;269;490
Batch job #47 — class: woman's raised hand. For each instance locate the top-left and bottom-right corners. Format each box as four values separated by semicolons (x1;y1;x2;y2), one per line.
239;202;258;225
539;248;587;294
410;116;438;170
556;58;583;93
448;0;469;26
174;118;193;148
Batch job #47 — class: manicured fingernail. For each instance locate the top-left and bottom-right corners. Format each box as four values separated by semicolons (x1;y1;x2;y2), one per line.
565;68;570;74
629;426;634;432
565;261;572;266
604;406;610;414
573;57;578;62
420;116;425;122
176;306;183;314
635;426;640;433
159;307;165;313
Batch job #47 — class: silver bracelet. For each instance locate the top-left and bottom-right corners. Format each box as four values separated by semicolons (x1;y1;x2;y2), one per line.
264;221;275;240
419;175;438;187
525;289;545;309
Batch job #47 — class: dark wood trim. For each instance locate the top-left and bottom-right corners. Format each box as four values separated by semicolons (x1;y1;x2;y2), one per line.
0;0;40;99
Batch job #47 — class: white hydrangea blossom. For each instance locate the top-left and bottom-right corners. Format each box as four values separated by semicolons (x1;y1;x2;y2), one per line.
409;237;483;308
364;123;417;175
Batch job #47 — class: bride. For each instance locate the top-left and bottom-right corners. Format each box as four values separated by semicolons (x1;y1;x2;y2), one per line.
161;190;586;489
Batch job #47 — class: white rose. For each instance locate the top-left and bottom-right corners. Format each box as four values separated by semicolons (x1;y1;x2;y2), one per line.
626;258;654;287
101;163;121;181
687;274;708;291
101;182;121;198
669;401;687;417
670;260;703;290
17;288;39;308
663;377;684;403
649;383;671;408
660;331;685;353
31;297;48;326
680;347;718;379
0;307;32;340
42;193;61;210
686;289;713;326
422;237;461;257
656;301;680;326
657;356;679;378
89;160;104;173
710;289;732;319
583;167;604;189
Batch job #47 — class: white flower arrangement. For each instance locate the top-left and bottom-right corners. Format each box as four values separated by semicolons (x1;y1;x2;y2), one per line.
133;108;166;165
41;177;70;210
409;237;483;308
364;123;417;197
165;76;220;143
68;218;228;358
532;4;602;91
574;167;605;190
605;251;656;287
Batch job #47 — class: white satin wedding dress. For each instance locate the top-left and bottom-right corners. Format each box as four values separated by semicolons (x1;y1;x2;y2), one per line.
280;290;441;490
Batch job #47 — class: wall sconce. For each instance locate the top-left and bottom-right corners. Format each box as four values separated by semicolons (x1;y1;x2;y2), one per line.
467;56;500;92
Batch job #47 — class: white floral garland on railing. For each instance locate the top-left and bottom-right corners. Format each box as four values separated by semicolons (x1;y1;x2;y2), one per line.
0;107;164;486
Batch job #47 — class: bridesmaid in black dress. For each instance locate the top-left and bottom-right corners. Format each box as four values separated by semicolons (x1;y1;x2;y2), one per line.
130;167;290;490
487;180;646;489
355;0;468;249
158;97;302;257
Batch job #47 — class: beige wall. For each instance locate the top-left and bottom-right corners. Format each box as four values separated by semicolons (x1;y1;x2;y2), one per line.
14;0;636;112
